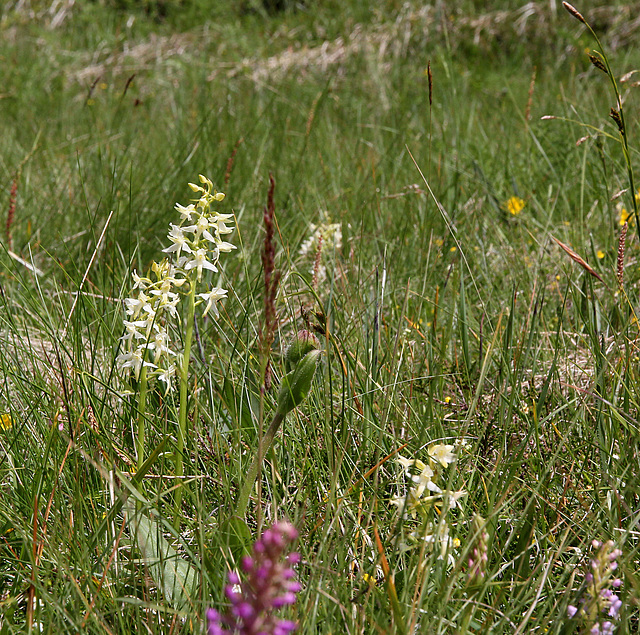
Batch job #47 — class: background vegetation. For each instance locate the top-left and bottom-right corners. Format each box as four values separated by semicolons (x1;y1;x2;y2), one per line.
1;0;639;632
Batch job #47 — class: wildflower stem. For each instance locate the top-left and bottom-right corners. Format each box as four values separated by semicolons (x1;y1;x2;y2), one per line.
136;365;149;472
174;279;196;524
235;411;285;520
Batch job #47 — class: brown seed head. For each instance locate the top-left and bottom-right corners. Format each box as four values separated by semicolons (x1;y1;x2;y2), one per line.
562;2;586;25
588;54;608;74
610;108;624;134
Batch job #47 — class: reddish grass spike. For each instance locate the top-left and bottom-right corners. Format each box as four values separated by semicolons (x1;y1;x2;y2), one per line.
261;173;278;389
224;137;243;187
427;60;433;107
617;221;628;289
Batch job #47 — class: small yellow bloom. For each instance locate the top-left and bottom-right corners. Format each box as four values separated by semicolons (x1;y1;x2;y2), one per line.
450;246;457;252
0;413;13;431
362;573;377;586
619;207;632;226
596;250;605;259
444;396;451;404
505;196;525;216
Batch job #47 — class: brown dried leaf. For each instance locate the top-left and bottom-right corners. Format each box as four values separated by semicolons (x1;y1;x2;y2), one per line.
551;235;603;282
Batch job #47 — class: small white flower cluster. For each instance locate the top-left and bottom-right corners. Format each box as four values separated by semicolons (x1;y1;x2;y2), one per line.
392;443;466;564
117;175;235;391
298;213;342;284
117;260;183;388
164;175;235;316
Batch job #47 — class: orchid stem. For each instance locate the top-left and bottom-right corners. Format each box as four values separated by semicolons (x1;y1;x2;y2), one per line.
235;411;285;520
174;280;196;526
136;365;148;472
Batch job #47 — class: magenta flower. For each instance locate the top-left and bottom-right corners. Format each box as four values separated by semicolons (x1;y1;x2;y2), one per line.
207;521;301;635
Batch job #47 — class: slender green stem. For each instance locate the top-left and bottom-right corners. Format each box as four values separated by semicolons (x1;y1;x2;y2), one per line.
235;411;285;520
459;601;475;634
174;279;196;524
136;365;148;472
586;25;639;236
256;376;266;532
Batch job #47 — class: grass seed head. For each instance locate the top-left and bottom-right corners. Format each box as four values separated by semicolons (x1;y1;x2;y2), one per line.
563;2;586;25
610;108;624;134
589;53;608;74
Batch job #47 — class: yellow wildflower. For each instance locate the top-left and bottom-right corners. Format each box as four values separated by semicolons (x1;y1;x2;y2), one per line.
596;250;605;259
362;573;377;586
619;207;632;226
0;413;13;431
505;196;525;216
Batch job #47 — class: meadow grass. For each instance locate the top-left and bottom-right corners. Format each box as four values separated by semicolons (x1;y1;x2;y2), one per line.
1;1;640;633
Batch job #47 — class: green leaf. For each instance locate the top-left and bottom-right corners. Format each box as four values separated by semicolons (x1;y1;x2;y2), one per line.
127;505;198;612
219;515;252;562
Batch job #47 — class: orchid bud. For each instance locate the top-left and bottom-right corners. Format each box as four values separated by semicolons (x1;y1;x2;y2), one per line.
284;330;320;370
277;349;321;416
